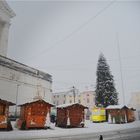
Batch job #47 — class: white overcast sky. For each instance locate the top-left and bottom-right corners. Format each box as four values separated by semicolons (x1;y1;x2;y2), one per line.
7;0;140;104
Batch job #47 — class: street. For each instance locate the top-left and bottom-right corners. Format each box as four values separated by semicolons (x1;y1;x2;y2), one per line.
0;121;140;140
31;134;140;140
119;136;140;140
109;134;140;140
29;128;140;140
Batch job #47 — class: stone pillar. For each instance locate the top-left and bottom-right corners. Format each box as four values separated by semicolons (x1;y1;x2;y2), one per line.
0;21;10;57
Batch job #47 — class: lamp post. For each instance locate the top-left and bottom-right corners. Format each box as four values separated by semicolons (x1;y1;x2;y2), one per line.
72;86;76;103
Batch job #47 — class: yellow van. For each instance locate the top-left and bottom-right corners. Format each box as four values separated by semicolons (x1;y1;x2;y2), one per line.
90;107;106;122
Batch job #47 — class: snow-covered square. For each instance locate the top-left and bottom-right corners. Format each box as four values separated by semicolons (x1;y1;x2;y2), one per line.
0;120;140;140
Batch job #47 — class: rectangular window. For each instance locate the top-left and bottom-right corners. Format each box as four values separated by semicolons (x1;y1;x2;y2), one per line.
57;101;59;105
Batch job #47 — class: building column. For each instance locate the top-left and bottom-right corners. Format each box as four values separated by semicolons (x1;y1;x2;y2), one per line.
0;21;10;57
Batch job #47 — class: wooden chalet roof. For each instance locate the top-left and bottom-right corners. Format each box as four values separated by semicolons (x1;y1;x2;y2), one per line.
106;105;135;110
0;99;15;106
57;103;88;109
18;99;54;107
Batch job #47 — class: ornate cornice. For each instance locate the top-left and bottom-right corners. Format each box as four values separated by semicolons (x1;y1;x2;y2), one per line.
0;55;52;83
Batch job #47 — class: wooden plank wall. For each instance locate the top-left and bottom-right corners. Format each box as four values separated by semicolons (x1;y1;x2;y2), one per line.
57;106;85;127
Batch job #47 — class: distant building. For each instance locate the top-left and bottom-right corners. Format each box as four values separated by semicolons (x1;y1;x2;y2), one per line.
128;92;140;120
0;1;52;115
52;87;79;106
78;91;95;112
52;88;95;117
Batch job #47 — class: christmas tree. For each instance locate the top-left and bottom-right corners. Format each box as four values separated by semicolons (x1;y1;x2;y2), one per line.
95;53;118;107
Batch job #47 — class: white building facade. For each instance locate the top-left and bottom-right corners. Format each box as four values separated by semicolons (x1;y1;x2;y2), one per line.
0;1;15;56
78;91;95;113
52;87;79;105
0;1;52;115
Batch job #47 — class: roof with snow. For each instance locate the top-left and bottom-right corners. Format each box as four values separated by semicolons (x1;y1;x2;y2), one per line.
0;98;15;106
106;105;129;109
18;99;54;107
56;103;88;109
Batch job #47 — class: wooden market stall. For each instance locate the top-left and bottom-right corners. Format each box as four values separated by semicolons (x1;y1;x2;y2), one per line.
0;99;15;131
56;103;88;128
17;99;54;130
106;105;135;124
90;106;106;122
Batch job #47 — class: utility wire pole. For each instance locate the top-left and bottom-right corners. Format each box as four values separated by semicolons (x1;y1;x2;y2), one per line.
15;84;20;117
116;33;125;105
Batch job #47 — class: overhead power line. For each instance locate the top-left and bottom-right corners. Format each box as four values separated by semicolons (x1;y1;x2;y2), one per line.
36;54;140;70
26;0;116;62
116;33;125;105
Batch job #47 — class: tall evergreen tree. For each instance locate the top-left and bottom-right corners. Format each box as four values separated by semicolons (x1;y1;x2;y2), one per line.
95;53;118;107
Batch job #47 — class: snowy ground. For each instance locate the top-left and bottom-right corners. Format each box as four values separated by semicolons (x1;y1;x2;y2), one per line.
0;120;140;140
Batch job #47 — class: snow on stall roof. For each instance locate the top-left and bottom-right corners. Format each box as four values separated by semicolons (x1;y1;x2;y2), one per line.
0;98;15;106
106;105;128;109
57;103;88;109
18;99;54;107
